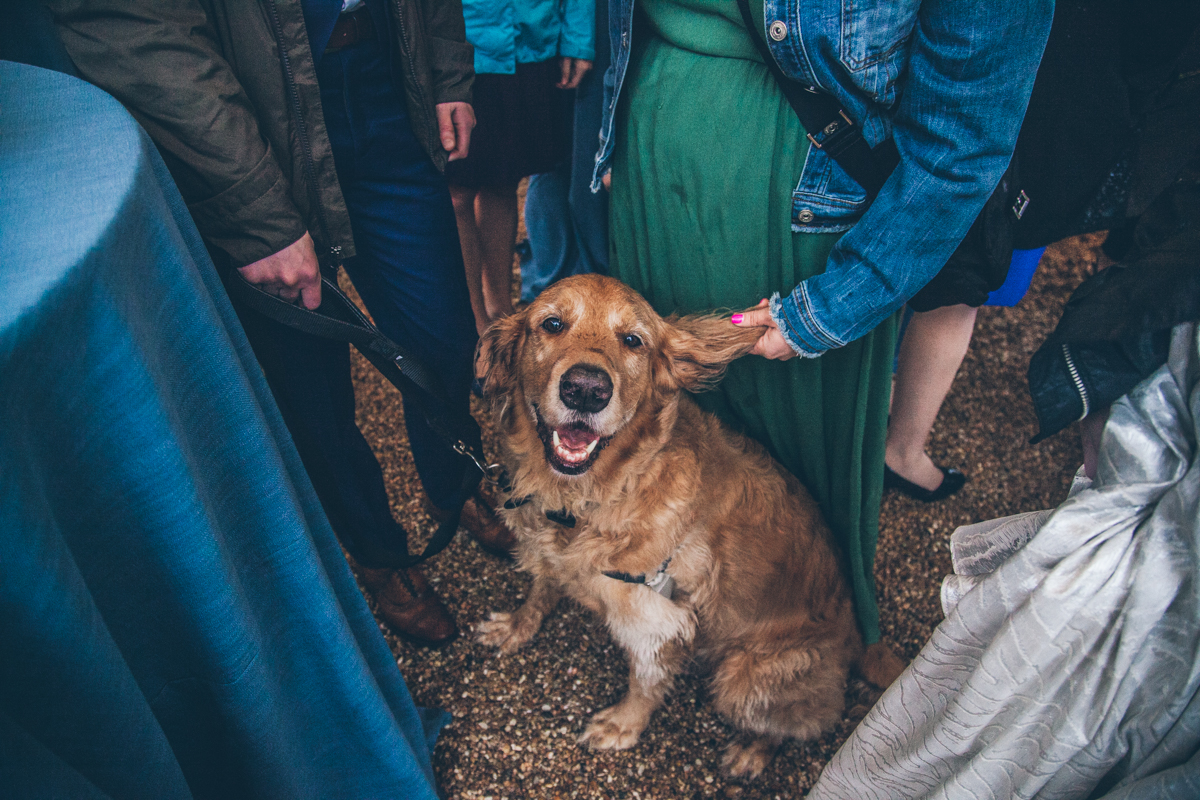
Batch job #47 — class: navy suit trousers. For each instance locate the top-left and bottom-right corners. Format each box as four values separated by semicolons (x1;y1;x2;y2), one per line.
238;37;478;568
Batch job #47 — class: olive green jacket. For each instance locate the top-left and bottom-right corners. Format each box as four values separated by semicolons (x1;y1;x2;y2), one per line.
46;0;474;268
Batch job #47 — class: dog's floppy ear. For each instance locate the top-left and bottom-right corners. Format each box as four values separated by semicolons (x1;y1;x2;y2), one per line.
657;312;765;393
479;311;527;396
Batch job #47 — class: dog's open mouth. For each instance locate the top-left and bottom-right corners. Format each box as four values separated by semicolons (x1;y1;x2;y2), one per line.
534;406;611;475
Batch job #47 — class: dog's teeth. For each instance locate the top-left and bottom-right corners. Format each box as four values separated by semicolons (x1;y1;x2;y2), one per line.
585;438;599;455
552;430;561;448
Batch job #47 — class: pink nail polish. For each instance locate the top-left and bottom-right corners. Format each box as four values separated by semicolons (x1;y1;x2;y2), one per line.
731;314;743;324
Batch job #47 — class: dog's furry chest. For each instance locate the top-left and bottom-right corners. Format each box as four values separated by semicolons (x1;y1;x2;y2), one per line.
503;500;699;639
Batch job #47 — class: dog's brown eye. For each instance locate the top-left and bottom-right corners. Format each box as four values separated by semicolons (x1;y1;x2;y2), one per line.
541;317;564;333
623;333;643;348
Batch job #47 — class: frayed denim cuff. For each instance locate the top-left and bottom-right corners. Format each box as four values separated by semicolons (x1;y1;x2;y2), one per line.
769;285;845;358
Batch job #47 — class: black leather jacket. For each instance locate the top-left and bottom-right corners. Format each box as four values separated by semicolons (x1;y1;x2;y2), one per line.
1027;20;1200;442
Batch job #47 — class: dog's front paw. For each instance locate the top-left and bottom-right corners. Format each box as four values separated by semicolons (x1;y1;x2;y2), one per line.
474;611;538;654
578;703;649;751
720;735;781;779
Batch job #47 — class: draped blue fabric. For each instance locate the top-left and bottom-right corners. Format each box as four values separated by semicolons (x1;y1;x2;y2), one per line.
0;61;444;800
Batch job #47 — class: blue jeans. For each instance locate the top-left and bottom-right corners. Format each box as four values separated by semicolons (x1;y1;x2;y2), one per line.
319;39;478;508
239;38;477;568
522;166;581;302
520;0;610;302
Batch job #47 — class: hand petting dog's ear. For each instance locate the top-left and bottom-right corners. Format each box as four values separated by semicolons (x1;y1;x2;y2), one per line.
732;298;798;361
663;311;765;392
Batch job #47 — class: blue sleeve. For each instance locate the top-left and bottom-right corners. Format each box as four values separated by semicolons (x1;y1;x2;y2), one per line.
771;0;1053;356
558;0;596;61
462;0;516;74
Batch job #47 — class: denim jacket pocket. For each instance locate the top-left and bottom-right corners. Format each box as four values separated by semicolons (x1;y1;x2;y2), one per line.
791;146;868;233
838;0;917;104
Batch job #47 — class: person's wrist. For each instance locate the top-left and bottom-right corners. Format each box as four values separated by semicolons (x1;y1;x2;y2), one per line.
769;293;824;358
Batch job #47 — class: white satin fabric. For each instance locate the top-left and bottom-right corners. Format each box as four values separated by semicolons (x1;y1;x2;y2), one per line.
811;322;1200;800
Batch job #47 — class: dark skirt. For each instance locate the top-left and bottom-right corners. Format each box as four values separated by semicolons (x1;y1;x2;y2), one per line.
444;58;573;189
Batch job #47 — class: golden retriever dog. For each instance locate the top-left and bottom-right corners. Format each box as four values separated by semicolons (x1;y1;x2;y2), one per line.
475;274;901;778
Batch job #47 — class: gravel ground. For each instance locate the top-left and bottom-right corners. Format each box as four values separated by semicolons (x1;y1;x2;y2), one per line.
347;230;1103;799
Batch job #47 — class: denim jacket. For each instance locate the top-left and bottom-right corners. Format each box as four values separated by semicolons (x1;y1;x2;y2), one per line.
592;0;1053;355
464;0;595;75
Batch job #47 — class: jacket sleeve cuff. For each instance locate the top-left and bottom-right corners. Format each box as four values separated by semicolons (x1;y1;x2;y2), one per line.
558;0;595;62
426;38;476;106
187;143;307;267
558;39;595;62
769;286;845;358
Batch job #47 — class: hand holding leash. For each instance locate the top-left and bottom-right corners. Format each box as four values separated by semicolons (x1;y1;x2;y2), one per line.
223;267;489;567
238;232;322;309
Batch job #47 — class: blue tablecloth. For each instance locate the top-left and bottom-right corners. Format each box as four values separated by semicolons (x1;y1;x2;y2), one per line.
0;61;443;799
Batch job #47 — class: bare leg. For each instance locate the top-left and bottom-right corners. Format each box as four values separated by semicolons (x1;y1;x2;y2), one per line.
1080;405;1111;480
449;183;491;337
580;637;689;751
885;304;979;491
475;573;561;655
474;183;519;323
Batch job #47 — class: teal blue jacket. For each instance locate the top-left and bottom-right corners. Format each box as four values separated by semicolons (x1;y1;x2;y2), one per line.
464;0;595;74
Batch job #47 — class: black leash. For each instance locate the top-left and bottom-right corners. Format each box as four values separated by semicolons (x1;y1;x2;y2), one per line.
224;268;495;569
735;0;899;200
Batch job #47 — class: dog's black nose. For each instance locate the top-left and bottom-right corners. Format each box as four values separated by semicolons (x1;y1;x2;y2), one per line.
559;364;613;413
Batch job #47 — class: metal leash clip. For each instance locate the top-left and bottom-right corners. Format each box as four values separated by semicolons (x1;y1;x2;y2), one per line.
453;439;503;483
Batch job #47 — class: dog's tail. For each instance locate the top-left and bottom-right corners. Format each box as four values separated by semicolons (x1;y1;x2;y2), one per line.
843;641;907;722
855;641;906;689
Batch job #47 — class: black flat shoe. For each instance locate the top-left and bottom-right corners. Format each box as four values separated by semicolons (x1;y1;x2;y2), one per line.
883;462;967;502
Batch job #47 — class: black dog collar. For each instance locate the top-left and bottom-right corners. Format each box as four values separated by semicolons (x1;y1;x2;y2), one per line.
604;555;676;599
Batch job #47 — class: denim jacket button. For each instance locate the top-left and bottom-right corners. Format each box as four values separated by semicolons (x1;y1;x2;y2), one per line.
797;208;815;223
769;20;788;41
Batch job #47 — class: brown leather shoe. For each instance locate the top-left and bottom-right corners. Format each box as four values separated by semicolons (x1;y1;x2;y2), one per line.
353;563;458;647
459;495;518;558
427;494;518;559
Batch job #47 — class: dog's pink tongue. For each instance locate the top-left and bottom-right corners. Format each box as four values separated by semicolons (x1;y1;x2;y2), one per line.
558;427;597;449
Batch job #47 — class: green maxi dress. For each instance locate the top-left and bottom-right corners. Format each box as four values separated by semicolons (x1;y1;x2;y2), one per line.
608;0;898;644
